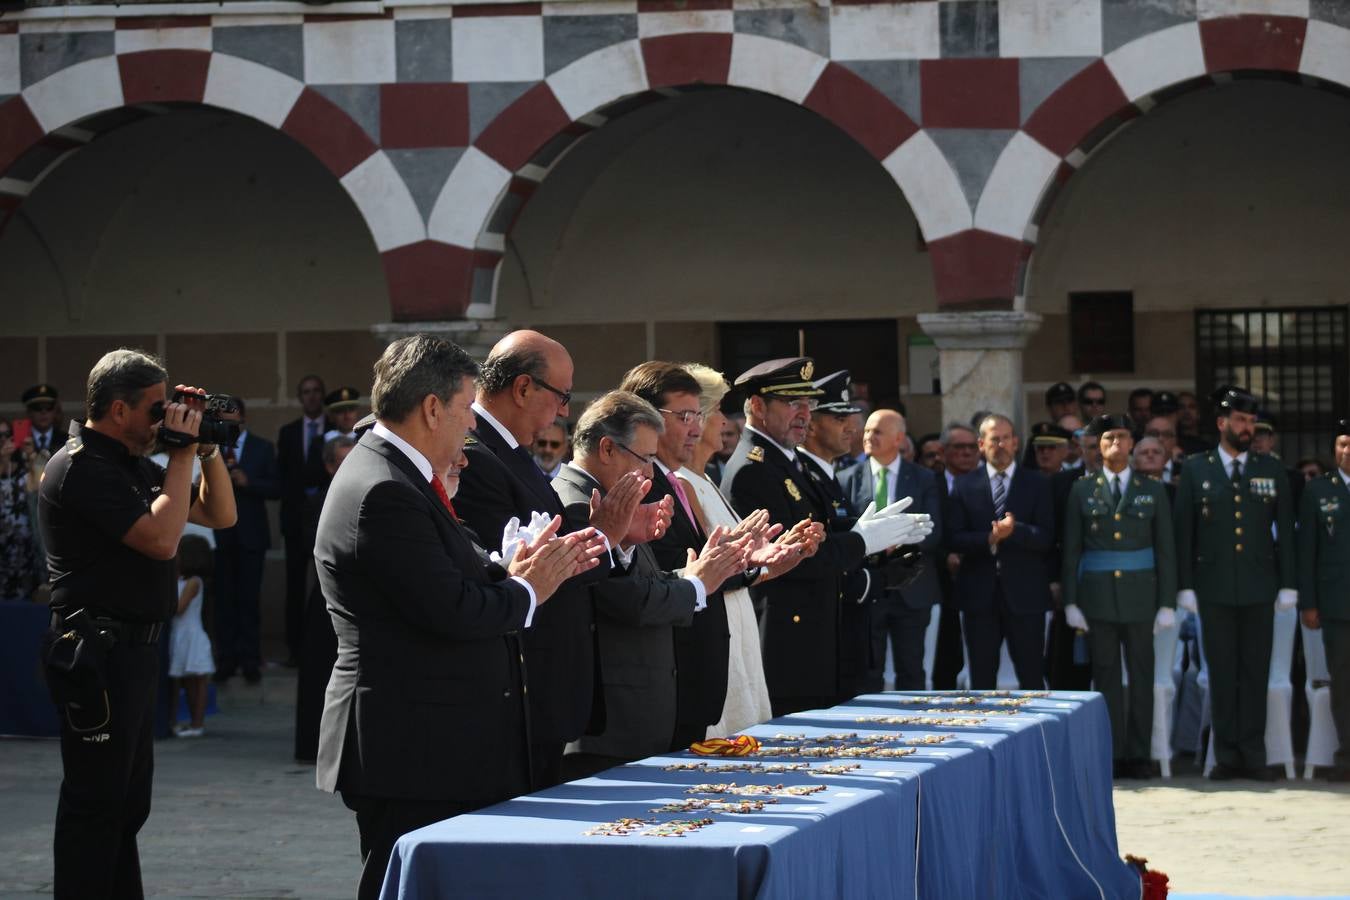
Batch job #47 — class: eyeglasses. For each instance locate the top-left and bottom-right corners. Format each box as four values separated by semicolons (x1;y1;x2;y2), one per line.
1146;429;1176;439
612;439;656;467
30;403;55;412
536;440;564;450
659;408;701;425
1080;396;1106;407
530;376;572;407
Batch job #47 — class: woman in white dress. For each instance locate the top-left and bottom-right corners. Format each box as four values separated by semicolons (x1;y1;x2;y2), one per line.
676;364;821;736
169;534;216;737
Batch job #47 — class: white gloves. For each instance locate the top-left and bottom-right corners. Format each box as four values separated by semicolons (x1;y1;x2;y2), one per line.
850;497;935;556
1176;589;1198;614
1276;589;1298;611
490;511;554;567
1064;604;1089;632
1153;606;1176;635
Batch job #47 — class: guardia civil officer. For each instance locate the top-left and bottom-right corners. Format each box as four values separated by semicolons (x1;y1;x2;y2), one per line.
1061;414;1176;779
721;358;929;713
1175;387;1296;780
39;349;236;898
1296;419;1350;781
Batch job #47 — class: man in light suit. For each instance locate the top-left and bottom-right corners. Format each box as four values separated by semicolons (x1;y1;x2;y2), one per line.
213;398;281;683
839;407;943;690
945;414;1055;689
556;391;747;774
315;335;602;900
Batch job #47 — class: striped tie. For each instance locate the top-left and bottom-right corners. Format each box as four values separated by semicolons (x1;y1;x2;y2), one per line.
992;471;1007;519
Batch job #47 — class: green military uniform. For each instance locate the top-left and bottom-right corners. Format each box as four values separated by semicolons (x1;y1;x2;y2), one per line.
1062;467;1176;763
1175;448;1295;771
1297;467;1350;772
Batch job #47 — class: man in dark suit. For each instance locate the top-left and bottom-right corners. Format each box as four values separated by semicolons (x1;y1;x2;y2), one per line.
315;334;601;900
720;358;929;715
838;407;943;691
454;330;639;787
557;391;747;772
22;383;69;453
946;413;1055;689
277;374;330;666
213;399;281;683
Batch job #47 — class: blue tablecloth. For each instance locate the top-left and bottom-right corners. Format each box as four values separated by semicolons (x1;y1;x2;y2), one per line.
0;601;60;737
383;691;1140;899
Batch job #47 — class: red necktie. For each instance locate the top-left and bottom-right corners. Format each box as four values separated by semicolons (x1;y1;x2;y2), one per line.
429;475;458;520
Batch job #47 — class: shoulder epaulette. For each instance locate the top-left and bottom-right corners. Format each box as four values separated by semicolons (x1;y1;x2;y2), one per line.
747;446;764;463
464;434;478;446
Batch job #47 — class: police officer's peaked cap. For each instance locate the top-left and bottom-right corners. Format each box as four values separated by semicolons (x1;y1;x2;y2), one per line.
1337;419;1350;437
1214;387;1259;416
812;370;862;415
1086;414;1134;438
325;387;362;411
1152;390;1180;415
1254;409;1277;433
1045;382;1076;405
734;357;825;399
22;384;58;407
1030;422;1073;445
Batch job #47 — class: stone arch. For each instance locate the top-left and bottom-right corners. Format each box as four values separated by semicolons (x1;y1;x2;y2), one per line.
423;33;969;320
969;12;1350;310
0;48;422;317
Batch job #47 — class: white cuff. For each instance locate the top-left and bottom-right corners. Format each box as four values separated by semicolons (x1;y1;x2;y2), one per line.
511;575;538;628
612;543;636;570
684;575;708;612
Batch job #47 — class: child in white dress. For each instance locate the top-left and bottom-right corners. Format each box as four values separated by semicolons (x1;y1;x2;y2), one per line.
170;535;215;737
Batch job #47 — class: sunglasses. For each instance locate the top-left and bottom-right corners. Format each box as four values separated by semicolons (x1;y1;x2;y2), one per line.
1080;397;1106;406
29;403;56;412
536;440;564;450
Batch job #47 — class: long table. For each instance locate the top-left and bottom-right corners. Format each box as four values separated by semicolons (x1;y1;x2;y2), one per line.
382;691;1141;899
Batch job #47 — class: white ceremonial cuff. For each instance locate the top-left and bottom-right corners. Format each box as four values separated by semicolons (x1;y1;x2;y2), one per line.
511;576;539;628
684;575;708;612
612;543;637;570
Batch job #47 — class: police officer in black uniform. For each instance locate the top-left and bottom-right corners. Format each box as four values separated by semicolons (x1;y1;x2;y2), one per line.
38;349;236;898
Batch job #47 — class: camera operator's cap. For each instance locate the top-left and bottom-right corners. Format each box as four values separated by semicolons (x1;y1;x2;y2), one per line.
1152;390;1180;415
733;357;825;399
1086;413;1134;438
1254;409;1277;433
22;384;58;408
1030;422;1072;446
325;387;362;411
812;370;862;415
1045;382;1076;405
1214;386;1259;416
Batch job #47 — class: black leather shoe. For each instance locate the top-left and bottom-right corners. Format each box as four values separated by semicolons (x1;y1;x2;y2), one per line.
1245;765;1277;782
1208;763;1242;781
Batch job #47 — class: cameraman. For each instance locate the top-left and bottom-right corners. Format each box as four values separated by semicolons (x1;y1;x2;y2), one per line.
38;349;236;898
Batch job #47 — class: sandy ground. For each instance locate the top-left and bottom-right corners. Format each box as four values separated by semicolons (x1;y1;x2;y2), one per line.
2;672;1347;898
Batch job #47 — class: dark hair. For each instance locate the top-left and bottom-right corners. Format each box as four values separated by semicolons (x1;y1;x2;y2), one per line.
618;362;701;410
371;335;479;423
86;349;167;421
477;345;549;397
297;374;325;393
176;534;213;579
232;396;247;416
573;391;664;457
916;432;941;449
1078;381;1106;401
1128;387;1154;402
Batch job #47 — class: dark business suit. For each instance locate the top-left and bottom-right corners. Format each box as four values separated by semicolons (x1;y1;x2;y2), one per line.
454;413;608;787
554;464;698;763
931;474;964;689
278;416;331;659
946;464;1054;689
213;431;281;675
839;458;943;690
1047;464;1094;689
723;429;867;714
315;431;532;900
644;464;734;749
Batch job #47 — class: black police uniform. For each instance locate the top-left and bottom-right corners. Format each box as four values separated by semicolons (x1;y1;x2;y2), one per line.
39;424;184;898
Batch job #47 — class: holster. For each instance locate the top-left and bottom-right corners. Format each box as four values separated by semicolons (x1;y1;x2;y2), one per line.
40;611;116;733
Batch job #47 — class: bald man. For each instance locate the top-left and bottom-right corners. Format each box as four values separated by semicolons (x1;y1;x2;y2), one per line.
839;410;943;689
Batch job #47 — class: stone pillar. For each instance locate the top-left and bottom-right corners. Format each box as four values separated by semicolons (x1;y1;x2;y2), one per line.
370;319;512;360
916;311;1043;434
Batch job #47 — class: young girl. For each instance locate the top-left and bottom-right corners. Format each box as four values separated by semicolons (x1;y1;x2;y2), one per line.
170;535;215;737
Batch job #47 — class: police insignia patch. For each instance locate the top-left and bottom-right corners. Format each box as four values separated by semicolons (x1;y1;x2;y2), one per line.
785;479;802;501
464;434;478;445
747;446;764;463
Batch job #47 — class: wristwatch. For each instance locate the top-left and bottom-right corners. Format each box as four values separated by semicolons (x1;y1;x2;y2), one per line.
197;445;220;462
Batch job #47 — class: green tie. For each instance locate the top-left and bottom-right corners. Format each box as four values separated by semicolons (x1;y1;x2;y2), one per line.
875;466;888;510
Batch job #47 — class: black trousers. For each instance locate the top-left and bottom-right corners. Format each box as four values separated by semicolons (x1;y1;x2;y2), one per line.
282;530;311;659
294;583;337;762
1200;600;1272;769
930;597;965;690
964;587;1045;690
343;793;469;900
769;696;836;717
872;599;932;690
53;642;157;900
1320;619;1350;767
530;739;566;790
1046;607;1094;690
1087;619;1154;761
669;721;709;752
214;541;266;673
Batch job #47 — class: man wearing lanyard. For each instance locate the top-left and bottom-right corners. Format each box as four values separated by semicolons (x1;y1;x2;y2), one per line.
1061;414;1176;779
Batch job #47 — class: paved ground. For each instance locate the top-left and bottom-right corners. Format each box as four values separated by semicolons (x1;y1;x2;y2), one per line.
2;673;1347;898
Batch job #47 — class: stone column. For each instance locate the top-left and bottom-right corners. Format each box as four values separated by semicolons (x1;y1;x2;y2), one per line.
370;319;512;360
916;311;1043;434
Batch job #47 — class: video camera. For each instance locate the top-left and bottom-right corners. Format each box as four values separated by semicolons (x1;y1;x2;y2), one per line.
152;389;242;448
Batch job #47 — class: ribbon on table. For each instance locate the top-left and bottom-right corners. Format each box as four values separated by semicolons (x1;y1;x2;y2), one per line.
689;735;761;756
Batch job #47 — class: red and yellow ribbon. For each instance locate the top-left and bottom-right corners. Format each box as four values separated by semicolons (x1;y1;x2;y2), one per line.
689;735;761;757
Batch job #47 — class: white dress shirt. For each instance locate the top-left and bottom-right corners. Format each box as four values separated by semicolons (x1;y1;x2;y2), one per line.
744;424;796;462
1103;465;1133;502
472;401;519;449
1216;445;1249;480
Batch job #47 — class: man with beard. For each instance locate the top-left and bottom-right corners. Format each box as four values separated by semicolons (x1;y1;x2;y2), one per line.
1175;387;1297;780
532;419;568;479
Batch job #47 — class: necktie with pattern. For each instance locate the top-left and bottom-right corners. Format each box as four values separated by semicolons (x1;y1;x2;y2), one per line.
992;471;1007;519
